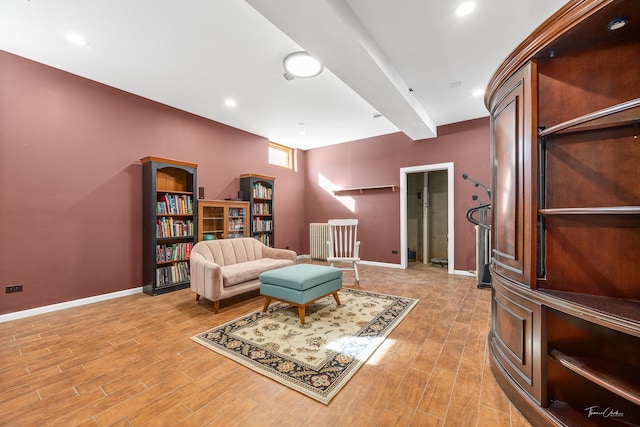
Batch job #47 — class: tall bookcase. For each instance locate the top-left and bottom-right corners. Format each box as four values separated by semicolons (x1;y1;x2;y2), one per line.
141;157;197;296
240;174;275;247
485;1;639;425
197;199;250;241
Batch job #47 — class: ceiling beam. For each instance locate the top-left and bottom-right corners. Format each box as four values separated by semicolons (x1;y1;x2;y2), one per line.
246;0;437;140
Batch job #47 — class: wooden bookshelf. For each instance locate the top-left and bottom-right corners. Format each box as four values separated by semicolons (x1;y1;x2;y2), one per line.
140;157;197;296
240;174;275;247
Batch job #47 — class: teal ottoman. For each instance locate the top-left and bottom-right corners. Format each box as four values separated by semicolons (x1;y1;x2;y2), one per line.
260;264;343;324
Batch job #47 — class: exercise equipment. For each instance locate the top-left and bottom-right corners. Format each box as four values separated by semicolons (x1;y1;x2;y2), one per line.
462;173;492;289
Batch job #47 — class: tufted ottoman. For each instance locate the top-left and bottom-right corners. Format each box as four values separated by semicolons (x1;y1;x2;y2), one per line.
259;264;343;324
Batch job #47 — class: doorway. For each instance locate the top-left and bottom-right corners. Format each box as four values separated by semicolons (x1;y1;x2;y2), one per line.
400;163;454;273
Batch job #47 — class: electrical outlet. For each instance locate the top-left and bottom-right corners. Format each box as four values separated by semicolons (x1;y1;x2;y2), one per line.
391;250;398;254
6;284;23;293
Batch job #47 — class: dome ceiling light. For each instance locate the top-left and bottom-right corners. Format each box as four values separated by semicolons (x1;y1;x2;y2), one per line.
283;51;323;80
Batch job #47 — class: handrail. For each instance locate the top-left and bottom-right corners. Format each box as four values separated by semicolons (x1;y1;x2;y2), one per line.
466;203;492;229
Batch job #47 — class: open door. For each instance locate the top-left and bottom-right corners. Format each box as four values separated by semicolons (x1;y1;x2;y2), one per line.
400;163;454;273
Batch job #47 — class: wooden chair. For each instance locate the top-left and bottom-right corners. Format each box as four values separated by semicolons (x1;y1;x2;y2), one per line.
327;219;360;282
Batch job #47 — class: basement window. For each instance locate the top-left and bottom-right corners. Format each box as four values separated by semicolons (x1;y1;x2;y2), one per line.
268;142;293;169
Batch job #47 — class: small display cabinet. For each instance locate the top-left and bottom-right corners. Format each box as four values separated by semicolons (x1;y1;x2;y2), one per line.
197;199;250;241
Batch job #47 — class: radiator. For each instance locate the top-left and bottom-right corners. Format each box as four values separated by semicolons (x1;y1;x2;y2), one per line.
310;223;330;260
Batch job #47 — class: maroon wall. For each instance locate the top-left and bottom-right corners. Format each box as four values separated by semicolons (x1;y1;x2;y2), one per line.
0;50;491;315
304;118;491;270
0;51;306;314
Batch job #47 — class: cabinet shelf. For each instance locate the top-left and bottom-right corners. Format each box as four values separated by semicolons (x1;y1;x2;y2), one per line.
539;98;640;137
539;289;640;334
549;349;640;406
546;400;599;427
539;206;640;215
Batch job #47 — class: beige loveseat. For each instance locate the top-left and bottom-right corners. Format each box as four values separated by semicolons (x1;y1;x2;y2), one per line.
190;238;297;312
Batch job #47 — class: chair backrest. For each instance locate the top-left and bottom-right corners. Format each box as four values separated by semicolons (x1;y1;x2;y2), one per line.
327;219;359;259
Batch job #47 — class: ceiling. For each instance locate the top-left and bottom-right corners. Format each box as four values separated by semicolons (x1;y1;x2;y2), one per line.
0;0;567;150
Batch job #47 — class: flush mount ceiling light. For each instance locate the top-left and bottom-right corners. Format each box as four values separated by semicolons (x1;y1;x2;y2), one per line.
456;1;476;17
283;51;323;80
607;16;630;31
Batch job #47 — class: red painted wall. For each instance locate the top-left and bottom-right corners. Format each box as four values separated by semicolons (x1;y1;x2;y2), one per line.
0;50;491;315
304;118;491;269
0;51;306;314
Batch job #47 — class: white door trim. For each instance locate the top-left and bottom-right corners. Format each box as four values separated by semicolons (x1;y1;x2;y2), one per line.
400;163;454;274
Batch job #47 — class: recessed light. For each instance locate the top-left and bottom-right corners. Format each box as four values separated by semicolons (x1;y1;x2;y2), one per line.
607;16;630;31
224;99;236;108
472;88;484;97
456;2;476;17
66;33;88;46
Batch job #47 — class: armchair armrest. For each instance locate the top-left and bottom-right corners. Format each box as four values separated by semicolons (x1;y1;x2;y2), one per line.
262;246;297;263
190;253;223;301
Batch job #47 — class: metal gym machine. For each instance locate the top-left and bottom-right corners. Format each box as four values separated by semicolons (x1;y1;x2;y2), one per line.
462;173;492;289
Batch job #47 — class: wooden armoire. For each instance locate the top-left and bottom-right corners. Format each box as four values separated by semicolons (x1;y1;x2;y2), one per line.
485;0;639;425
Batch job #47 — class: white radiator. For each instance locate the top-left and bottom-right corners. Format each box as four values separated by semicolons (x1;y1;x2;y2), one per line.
310;223;330;260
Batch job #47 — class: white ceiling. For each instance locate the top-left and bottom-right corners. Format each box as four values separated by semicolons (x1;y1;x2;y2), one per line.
0;0;567;150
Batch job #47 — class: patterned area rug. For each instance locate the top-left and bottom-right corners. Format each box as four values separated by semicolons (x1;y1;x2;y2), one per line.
191;288;418;404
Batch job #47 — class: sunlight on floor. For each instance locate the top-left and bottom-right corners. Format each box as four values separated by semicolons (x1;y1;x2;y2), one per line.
326;336;391;363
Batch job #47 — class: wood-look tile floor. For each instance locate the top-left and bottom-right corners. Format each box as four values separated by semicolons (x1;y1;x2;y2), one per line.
0;261;531;427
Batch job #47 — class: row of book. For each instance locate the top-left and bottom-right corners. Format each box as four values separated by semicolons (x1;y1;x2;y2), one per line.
228;219;245;232
253;219;273;231
255;233;272;247
252;202;271;215
251;183;273;199
156;218;194;238
157;194;193;215
156;262;190;287
156;242;192;263
228;208;246;217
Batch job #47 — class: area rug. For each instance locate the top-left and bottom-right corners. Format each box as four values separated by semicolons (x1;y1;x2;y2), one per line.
191;288;418;404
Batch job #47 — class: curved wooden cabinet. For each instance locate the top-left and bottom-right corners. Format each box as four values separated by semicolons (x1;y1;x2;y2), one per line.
486;1;640;425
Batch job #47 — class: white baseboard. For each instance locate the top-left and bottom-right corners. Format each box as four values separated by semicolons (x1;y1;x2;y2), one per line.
302;256;476;274
453;269;477;277
0;287;143;323
359;260;404;269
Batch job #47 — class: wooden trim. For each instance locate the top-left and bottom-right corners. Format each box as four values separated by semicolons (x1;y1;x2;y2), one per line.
140;156;198;168
240;173;276;181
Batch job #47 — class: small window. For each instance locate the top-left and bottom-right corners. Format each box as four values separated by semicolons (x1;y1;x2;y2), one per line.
268;142;293;169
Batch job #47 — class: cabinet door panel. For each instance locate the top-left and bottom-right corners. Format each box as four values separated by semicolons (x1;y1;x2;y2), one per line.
490;64;534;285
490;275;542;403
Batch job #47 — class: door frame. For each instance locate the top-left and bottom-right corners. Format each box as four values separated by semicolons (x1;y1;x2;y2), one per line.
400;163;454;273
